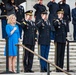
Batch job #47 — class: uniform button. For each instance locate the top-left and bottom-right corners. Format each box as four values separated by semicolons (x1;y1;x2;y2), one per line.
4;10;6;12
27;27;29;29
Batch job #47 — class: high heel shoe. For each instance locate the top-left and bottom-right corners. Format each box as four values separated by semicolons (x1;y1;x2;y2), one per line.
12;70;16;73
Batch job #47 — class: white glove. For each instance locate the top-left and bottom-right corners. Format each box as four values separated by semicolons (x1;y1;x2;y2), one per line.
11;27;17;35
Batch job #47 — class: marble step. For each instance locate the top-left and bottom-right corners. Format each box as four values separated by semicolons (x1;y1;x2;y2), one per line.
0;72;74;75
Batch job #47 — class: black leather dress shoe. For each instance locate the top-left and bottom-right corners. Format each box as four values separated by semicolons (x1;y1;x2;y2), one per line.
28;70;34;72
24;70;29;72
44;69;52;72
41;70;45;72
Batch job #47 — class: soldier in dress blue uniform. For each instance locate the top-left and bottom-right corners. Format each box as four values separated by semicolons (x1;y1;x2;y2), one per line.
33;0;46;23
47;0;59;27
0;1;7;38
47;0;59;41
72;2;76;40
5;0;19;16
21;10;37;72
16;5;24;22
16;5;25;38
36;10;51;72
58;0;71;32
53;9;67;72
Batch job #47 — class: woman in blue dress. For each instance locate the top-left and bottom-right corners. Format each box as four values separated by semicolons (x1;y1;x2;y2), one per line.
5;14;20;72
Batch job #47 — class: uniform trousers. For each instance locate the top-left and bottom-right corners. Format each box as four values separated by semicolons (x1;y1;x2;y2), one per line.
73;24;76;40
66;21;69;32
55;42;66;72
1;19;7;38
23;44;34;71
40;45;50;71
50;31;55;40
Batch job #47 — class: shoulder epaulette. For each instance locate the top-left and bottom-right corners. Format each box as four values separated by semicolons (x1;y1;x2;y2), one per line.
23;22;26;25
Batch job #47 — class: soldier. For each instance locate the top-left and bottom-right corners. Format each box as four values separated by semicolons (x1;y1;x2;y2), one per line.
16;5;25;38
33;0;46;23
0;0;7;38
21;10;37;72
53;9;67;72
58;0;71;32
5;0;18;16
47;0;59;41
72;2;76;40
16;5;24;23
36;10;51;72
47;0;59;27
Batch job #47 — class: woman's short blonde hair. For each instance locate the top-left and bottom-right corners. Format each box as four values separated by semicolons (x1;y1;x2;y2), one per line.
7;14;16;24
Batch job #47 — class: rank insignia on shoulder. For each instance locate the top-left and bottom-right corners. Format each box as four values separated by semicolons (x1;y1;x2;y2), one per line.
23;22;26;25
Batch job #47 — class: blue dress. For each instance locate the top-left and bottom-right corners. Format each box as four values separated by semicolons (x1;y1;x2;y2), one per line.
4;24;20;56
